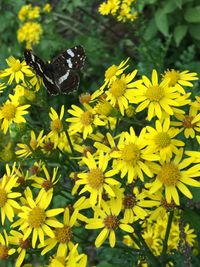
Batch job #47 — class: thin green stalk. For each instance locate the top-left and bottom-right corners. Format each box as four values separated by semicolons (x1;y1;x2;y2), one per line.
65;129;74;154
160;210;174;263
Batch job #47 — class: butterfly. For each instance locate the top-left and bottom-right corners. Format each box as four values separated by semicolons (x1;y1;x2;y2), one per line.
24;45;86;95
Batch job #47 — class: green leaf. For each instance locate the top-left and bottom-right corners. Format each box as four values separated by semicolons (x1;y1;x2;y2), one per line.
174;0;183;8
155;9;169;36
143;19;157;40
184;6;200;23
182;209;200;232
162;1;177;14
189;24;200;40
174;25;188;46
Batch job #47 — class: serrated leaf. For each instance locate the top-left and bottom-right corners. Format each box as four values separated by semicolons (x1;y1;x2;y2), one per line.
174;25;188;46
184;6;200;23
155;9;169;36
143;19;157;40
189;24;200;40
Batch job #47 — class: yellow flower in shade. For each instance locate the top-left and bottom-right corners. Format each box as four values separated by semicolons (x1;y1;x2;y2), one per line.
18;4;31;21
106;70;142;115
66;244;87;267
86;200;134;248
43;3;52;13
91;58;129;100
12;189;64;248
0;230;15;260
0;56;33;84
39;207;78;256
148;149;200;205
16;130;45;158
0;82;6;94
130;69;187;120
27;6;40;20
162;69;198;94
8;230;31;267
0;175;21;225
66;104;105;139
75;152;120;206
17;22;43;49
111;127;159;183
47;105;65;146
31;166;59;192
142;223;161;255
145;118;184;161
171;105;200;139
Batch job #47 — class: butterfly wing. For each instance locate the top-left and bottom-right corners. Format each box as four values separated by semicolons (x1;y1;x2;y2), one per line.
24;50;59;95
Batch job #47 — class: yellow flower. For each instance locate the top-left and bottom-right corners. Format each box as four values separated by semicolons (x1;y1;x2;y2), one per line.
8;230;31;267
18;4;31;21
0;56;33;84
39;207;78;256
47;105;65;146
145;118;184;161
111;127;159;183
17;22;43;49
86;200;134;248
0;174;21;225
31;165;59;192
27;6;40;20
0;230;15;260
162;69;198;94
12;189;64;248
130;69;188;120
0;95;30;134
106;69;141;115
148;149;200;205
171;105;200;139
66;104;105;139
91;58;129;100
75;152;120;206
99;0;120;15
16;130;45;158
43;3;52;13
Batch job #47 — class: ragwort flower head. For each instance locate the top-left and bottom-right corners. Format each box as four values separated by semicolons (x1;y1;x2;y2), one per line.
76;152;120;206
86;200;134;248
12;189;64;248
0;95;30;134
0;230;15;260
130;69;188;120
0;56;33;84
66;104;105;139
148;149;200;205
111;127;159;183
145;118;185;161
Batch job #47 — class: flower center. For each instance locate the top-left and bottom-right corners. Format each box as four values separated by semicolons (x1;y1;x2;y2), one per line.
42;180;53;191
1;103;16;120
28;207;46;228
87;168;104;189
11;59;22;72
163;70;179;86
182;115;195;128
55;226;72;243
0;245;9;259
104;215;119;230
43;141;54;152
0;189;7;207
146;85;164;102
120;143;140;165
50;119;63;132
109;79;126;98
19;238;31;249
105;65;118;79
157;163;181;186
161;198;176;211
123;195;136;209
80;111;93;126
155;132;171;148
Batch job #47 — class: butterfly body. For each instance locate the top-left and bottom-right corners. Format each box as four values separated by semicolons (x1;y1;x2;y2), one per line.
24;46;86;95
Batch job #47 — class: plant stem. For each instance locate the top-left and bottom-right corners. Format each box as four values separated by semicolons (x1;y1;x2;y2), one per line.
160;211;174;264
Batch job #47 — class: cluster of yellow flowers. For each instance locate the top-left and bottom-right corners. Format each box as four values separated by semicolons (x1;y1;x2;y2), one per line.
17;4;51;49
99;0;138;22
0;52;200;266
